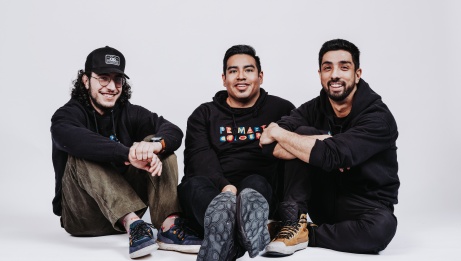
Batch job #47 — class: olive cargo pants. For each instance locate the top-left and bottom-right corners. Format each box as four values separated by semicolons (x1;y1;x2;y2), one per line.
60;153;180;236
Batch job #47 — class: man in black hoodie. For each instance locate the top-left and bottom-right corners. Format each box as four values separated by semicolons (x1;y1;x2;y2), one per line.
50;46;201;259
178;45;295;260
260;39;399;255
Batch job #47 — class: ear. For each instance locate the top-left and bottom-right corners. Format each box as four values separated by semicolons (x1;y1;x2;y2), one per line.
355;68;362;84
259;71;264;85
82;74;90;90
222;73;226;87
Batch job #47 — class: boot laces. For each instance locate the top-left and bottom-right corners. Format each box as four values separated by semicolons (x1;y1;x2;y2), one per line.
171;218;199;241
276;218;307;240
130;222;154;245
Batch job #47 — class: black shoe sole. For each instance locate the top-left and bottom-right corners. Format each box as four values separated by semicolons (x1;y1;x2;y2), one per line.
197;192;236;261
264;251;292;257
237;188;270;258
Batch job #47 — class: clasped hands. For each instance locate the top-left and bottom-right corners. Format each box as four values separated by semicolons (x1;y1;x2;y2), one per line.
125;141;163;176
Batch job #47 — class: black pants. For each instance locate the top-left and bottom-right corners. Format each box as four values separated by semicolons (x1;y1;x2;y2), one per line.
283;157;397;254
178;174;273;235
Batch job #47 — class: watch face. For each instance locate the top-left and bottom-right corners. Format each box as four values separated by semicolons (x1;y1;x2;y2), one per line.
151;137;163;142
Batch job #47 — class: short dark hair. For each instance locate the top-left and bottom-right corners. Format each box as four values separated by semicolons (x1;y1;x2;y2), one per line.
319;39;360;70
71;70;132;107
223;45;261;74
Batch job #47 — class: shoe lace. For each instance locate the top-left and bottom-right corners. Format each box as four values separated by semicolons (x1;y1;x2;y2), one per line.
171;219;199;241
130;222;154;245
276;218;307;240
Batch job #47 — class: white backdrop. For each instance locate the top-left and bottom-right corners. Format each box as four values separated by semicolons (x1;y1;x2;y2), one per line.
1;1;460;260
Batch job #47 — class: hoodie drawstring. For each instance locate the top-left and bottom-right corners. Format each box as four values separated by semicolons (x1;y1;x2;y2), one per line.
92;110;99;134
92;110;119;142
231;113;238;137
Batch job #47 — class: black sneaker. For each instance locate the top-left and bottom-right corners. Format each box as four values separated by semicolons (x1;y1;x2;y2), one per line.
129;220;158;258
157;217;202;253
236;188;270;258
197;192;239;261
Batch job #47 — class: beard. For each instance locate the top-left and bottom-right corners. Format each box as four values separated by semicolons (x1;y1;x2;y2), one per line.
323;79;355;102
88;83;120;113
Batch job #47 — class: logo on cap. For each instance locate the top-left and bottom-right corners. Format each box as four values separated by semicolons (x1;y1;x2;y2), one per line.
105;55;120;66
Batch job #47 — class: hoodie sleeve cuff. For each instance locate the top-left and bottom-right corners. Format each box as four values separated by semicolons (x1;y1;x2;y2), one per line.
261;142;278;159
309;139;325;168
114;144;130;162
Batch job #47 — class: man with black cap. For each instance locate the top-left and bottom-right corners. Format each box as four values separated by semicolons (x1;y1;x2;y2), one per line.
50;46;201;258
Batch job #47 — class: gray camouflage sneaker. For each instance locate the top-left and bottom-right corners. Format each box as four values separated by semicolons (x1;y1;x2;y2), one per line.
197;192;239;261
236;188;270;258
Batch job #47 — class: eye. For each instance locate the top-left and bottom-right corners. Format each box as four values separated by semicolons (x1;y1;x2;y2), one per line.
114;76;124;84
100;76;110;82
245;68;254;73
229;69;237;74
323;66;331;71
341;66;349;70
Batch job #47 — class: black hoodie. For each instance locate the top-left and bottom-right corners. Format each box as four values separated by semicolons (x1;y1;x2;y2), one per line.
183;88;295;190
50;99;183;216
277;79;399;206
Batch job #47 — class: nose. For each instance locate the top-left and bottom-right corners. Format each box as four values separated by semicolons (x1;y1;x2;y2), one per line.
331;67;340;79
237;70;246;80
105;79;116;91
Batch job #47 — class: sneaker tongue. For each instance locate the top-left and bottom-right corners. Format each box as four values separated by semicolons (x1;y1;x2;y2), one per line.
173;217;183;226
130;220;144;229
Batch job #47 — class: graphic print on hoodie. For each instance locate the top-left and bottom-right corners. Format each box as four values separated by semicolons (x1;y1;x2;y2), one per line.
219;125;266;142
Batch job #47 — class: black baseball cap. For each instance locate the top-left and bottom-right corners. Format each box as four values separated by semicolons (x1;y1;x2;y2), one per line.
85;46;130;79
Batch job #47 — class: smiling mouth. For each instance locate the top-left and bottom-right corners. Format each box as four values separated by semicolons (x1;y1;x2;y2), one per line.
235;83;249;90
101;93;118;98
328;80;346;90
329;82;343;87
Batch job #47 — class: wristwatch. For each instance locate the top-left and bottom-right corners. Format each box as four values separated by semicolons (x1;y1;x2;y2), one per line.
151;136;165;153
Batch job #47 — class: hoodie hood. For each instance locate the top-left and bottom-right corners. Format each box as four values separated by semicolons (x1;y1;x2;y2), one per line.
212;88;269;138
83;102;123;142
319;78;381;129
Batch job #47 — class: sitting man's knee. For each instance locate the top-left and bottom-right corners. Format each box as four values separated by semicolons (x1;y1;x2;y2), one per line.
180;176;214;191
241;175;271;193
373;211;397;252
358;210;397;253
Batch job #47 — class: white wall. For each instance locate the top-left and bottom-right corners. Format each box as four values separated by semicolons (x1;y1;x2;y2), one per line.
1;0;459;246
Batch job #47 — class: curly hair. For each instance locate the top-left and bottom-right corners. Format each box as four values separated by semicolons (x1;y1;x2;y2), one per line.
71;70;132;107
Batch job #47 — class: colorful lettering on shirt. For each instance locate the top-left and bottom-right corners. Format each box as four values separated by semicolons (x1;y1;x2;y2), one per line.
219;125;266;142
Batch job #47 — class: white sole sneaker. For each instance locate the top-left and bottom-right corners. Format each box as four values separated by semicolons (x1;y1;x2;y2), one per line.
129;242;159;259
265;241;308;256
157;241;200;254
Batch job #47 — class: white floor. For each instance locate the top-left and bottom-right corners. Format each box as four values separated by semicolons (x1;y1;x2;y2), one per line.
3;206;459;261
